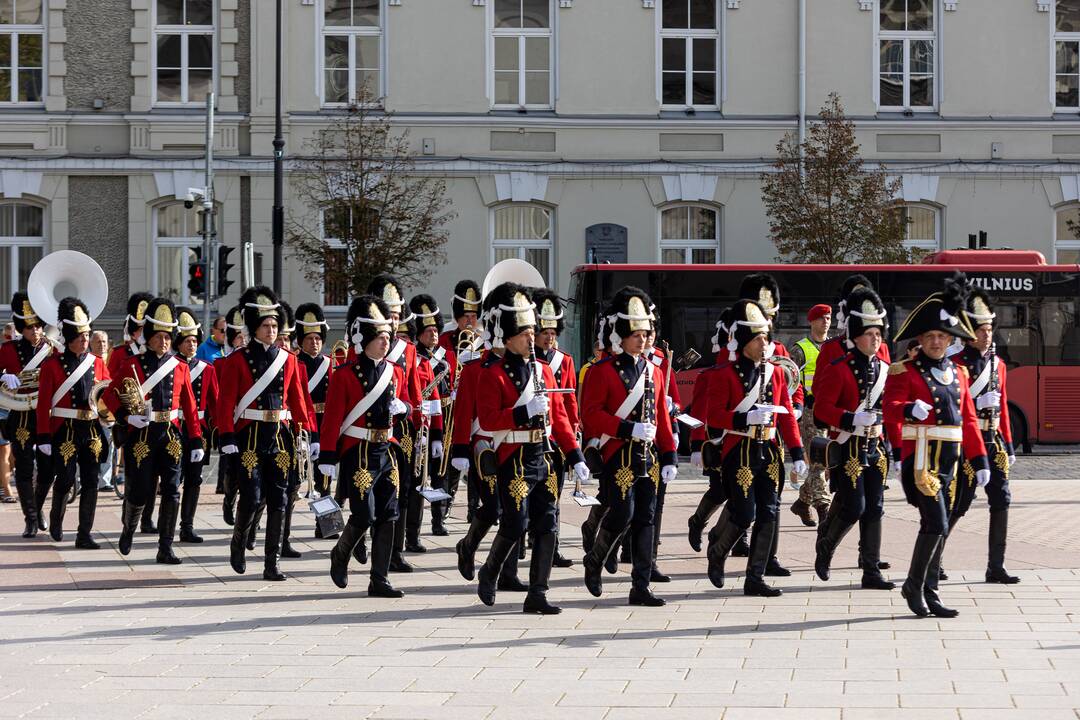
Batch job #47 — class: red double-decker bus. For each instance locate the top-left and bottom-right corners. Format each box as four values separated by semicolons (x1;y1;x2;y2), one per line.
567;250;1080;451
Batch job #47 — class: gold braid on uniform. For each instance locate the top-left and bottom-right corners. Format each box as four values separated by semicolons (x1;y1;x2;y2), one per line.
241;423;259;477
767;445;781;490
88;422;104;462
993;439;1010;478
509;449;528;510
614;445;635;499
544;456;558;500
389;447;400;489
14;412;29;447
735;441;753;497
131;426;150;468
352;442;374;497
877;451;888;479
165;425;183;463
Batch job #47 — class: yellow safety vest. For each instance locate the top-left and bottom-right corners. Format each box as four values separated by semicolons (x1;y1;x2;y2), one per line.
795;337;820;396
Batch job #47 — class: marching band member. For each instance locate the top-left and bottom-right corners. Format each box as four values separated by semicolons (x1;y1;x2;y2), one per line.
1;292;56;538
580;287;677;607
439;279;481;357
36;297;110;548
174;307;218;544
947;287;1020;584
218;305;247;526
811;287;895;590
294;303;334;520
883;274;988;618
216;287;313;581
703;299;806;597
392;305;430;552
273;301;310;560
473;282;587;614
320;295;410;598
107;298;202;564
409;294;448;536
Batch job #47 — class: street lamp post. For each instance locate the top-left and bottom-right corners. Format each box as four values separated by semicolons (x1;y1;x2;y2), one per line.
272;0;284;294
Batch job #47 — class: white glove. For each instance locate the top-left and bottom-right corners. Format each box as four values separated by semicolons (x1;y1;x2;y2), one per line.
661;465;678;483
666;396;674;413
975;468;991;487
673;432;680;451
892;460;902;476
127;415;149;429
221;444;239;455
631;422;657;441
910;399;932;421
430;441;443;459
690;451;702;468
309;442;320;461
39;443;51;456
451;457;469;473
976;391;1001;411
1;373;20;390
1008;454;1017;467
573;461;590;482
525;395;549;419
747;407;773;426
794;407;803;420
190;448;205;463
389;398;409;416
793;459;808;477
318;463;337;480
853;410;879;427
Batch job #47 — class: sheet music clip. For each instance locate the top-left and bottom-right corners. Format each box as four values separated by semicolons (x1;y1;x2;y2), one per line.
420;487;452;502
675;413;703;429
308;495;345;538
572;489;601;507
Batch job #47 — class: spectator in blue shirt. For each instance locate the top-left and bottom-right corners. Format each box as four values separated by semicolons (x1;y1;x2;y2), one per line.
195;315;227;363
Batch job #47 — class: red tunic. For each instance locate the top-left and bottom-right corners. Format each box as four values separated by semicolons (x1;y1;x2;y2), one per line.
687;363;727;448
540;348;579;431
951;350;1012;447
214;346;313;438
104;354;202;440
414;352;444;436
812;352;884;436
188;357;219;430
647;346;683;410
0;339;53;375
450;354;487;450
318;359;408;458
815;335;891;390
106;342;142;379
35;353;110;437
705;360;803;460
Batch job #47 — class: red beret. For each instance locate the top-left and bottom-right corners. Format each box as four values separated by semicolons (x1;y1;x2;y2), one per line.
807;304;831;323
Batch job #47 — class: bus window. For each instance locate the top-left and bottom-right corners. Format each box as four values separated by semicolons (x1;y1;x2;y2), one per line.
1042;298;1080;365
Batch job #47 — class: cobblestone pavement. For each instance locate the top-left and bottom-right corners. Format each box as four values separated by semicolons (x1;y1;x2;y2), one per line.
0;453;1078;719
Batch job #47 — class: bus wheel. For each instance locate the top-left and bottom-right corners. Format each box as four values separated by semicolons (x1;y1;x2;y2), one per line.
1008;404;1031;455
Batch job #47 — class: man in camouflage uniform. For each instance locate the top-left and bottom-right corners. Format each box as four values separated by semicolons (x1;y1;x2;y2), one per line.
789;304;832;526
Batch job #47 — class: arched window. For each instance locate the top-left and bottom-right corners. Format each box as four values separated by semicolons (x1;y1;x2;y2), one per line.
491;203;553;284
900;203;940;252
154;203;211;307
659;203;719;263
1055;205;1080;263
0;203;45;305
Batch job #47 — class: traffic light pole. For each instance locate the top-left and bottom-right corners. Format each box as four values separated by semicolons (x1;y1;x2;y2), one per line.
202;92;216;332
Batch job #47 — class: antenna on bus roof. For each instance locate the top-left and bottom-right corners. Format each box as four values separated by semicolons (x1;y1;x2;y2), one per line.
968;234;977;250
979;231;988;249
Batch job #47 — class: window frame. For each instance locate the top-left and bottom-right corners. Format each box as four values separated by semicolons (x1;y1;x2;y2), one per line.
487;0;555;111
898;202;942;252
657;202;722;264
0;201;46;311
655;0;722;111
151;202;211;309
319;209;350;311
489;202;555;284
1053;1;1080;112
1053;204;1080;263
319;0;386;107
0;0;46;106
874;0;939;113
150;0;218;107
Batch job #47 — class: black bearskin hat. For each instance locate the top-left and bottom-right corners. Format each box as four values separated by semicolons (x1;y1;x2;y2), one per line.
532;288;565;335
347;294;394;351
10;291;41;332
395;306;416;341
278;301;296;339
451;279;481;319
845;287;888;340
895;272;975;342
57;296;92;344
142;297;178;341
367;273;406;316
602;286;654;354
964;286;996;330
295;303;329;341
409;294;442;333
124;291;154;340
174;306;202;345
239;285;282;336
225;304;246;347
724;300;770;361
710;306;734;354
836;273;874;331
738;273;780;317
486;282;536;350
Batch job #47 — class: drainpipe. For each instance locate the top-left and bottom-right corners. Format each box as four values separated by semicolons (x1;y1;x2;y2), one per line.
798;0;806;155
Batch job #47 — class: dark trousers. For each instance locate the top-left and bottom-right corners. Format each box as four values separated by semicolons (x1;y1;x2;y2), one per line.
342;441;400;530
51;419;107;538
952;432;1011;520
828;439;886;525
124;424;184;507
236;422;294;514
494;445;558;542
7;409;52;520
900;440;960;536
722;439;783;530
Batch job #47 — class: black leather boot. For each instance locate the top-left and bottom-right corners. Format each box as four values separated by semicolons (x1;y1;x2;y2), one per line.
155;497;182;565
262;509;287;581
456;517;493;581
246;503;264;551
118;500;142;556
814;506;854;581
140;478;158;533
497;540;528;592
706;509;743;589
523;532;561;614
650;502;670;583
859;518;895;590
222;472;237;526
281;500;301;559
924;537;958;618
430;497;448;536
687;495;721;553
405;492;426;552
731;529;750;557
901;533;939;617
230;504;254;574
477;534;518;606
765;520;790;577
583;527;621;598
743;521;782;597
369;522;404;598
580;505;603;557
857;517;890;570
48;477;69;542
330;518;364;589
389;514;414;572
986;509;1020;584
628;526;665;607
552;532;573;568
16;479;38;538
74;482;100;549
352;531;368;564
34;479;50;532
178;483;203;543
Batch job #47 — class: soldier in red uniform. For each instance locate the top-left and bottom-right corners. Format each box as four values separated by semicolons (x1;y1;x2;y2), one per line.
216;286;313;581
811;287;895;590
409;294;448;536
218;304;247;526
946;287;1020;584
703;300;806;597
474;282;587;614
173;307;218;544
106;298;203;564
36;297;110;548
439;279;481;356
883;273;989;618
532;288;578;569
295;303;334;529
1;292;56;537
320;295;411;598
580;287;678;607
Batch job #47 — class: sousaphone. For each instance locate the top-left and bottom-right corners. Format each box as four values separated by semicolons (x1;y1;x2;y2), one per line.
481;258;546;297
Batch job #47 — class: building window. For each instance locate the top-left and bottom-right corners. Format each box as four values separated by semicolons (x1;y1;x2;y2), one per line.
490;0;552;109
491;204;553;284
319;204;377;308
154;0;215;105
155;203;208;307
658;0;719;108
878;0;935;111
1056;1;1080;109
0;0;44;104
1055;206;1080;263
899;203;940;252
323;0;382;105
0;203;44;305
659;204;719;263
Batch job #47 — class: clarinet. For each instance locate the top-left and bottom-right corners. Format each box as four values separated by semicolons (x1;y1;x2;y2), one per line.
642;356;655;454
755;357;768;462
987;342;999;421
859;356;878;468
528;340;554;454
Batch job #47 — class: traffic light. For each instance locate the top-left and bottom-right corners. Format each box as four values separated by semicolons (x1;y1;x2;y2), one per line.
188;248;206;299
217;246;235;297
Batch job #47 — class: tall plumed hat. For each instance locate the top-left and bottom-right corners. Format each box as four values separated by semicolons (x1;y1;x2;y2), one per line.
835;273;874;333
368;273;406;315
295;303;329;341
845;287;888;341
964;286;996;329
142;297;178;339
895;272;975;342
124;291;154;341
738;273;780;318
532;288;565;335
451;279;481;319
57;296;92;343
601;286;654;355
225;304;247;346
10;291;40;332
239;285;282;335
346;294;394;351
174;305;202;344
485;282;536;350
710;306;734;355
409;294;442;332
724;300;770;361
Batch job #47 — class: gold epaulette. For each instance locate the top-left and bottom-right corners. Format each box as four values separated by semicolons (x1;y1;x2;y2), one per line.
888;359;911;376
